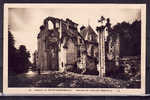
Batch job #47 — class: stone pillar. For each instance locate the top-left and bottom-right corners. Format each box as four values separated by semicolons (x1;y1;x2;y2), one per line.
58;46;67;72
115;33;120;66
96;16;107;77
58;20;67;72
98;29;105;77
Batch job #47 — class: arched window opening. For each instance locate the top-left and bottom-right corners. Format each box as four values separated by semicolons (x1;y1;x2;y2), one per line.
56;22;59;28
48;21;54;30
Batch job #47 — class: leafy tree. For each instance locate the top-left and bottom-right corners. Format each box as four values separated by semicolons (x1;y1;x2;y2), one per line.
130;20;141;56
8;31;17;74
112;20;141;56
8;31;15;49
15;45;31;73
8;31;31;74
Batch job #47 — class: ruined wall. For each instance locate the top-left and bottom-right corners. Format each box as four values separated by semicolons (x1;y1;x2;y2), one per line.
58;18;79;72
114;34;120;66
37;29;48;71
105;31;120;76
107;36;115;61
37;17;100;74
37;17;62;71
58;37;67;72
66;39;77;65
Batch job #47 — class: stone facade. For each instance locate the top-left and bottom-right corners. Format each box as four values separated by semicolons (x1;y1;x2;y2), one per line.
105;31;120;76
37;17;79;72
77;25;99;74
37;16;121;76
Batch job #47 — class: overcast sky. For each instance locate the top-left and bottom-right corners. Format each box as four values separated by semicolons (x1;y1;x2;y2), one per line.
8;4;141;62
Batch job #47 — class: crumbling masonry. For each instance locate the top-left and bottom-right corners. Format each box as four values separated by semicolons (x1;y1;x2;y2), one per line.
35;16;120;76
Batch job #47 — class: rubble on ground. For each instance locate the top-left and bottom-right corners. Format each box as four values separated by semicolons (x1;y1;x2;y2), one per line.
9;71;140;88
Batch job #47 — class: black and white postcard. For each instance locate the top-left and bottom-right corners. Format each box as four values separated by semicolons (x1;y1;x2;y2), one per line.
3;4;146;95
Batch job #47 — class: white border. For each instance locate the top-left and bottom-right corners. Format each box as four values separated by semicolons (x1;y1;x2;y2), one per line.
3;4;146;96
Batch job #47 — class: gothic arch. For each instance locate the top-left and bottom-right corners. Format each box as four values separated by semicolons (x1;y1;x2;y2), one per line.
43;17;60;29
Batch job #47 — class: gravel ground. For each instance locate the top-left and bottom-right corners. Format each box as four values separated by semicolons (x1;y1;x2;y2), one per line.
8;71;140;88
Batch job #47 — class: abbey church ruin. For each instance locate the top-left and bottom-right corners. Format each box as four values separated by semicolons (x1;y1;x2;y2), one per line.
34;16;140;77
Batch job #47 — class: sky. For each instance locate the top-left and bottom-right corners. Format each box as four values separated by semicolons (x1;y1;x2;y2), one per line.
8;4;141;62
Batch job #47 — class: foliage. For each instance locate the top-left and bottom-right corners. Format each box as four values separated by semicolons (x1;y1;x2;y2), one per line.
105;20;141;80
8;31;17;74
112;20;141;56
8;31;31;74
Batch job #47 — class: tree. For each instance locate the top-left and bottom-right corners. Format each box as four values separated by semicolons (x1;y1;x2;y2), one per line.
15;45;31;73
8;31;15;49
130;20;141;56
8;31;17;74
112;20;141;56
8;31;31;74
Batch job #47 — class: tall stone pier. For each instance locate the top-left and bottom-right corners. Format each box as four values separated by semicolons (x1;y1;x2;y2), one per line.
97;26;106;77
96;16;107;77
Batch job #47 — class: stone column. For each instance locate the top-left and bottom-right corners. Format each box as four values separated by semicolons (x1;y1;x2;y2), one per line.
98;29;105;77
115;33;120;66
58;20;67;72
